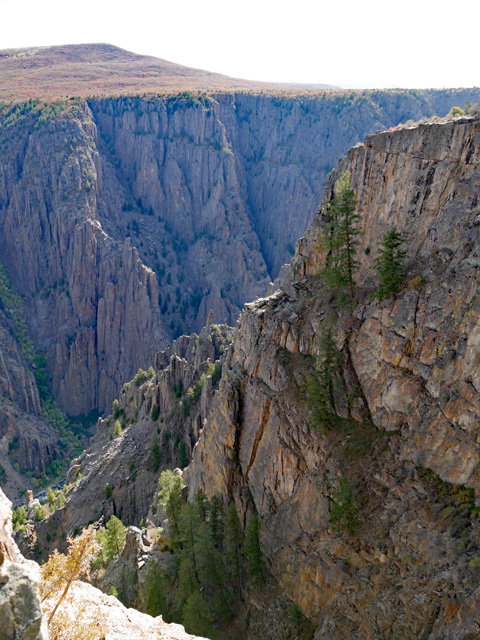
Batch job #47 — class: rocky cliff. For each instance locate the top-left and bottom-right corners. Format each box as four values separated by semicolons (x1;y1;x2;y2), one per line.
15;110;480;639
27;321;232;559
0;488;47;639
0;89;478;496
0;488;207;640
184;113;480;638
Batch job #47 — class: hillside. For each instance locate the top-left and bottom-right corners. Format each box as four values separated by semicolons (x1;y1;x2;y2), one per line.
0;43;336;101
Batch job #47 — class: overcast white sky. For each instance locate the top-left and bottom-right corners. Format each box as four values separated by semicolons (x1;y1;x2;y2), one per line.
0;0;478;90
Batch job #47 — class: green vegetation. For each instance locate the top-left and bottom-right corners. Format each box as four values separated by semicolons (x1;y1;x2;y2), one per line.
0;260;81;483
244;515;264;585
104;482;112;500
144;471;264;637
151;403;159;421
178;440;188;469
34;506;45;522
417;467;480;558
287;602;308;630
304;318;341;432
133;367;154;387
113;420;122;438
178;361;223;418
12;505;27;530
150;435;161;472
323;171;361;301
373;227;406;301
329;477;360;535
448;106;465;117
112;399;120;419
96;515;127;565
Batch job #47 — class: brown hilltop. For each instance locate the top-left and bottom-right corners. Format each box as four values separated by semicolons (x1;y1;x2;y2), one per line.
0;42;336;101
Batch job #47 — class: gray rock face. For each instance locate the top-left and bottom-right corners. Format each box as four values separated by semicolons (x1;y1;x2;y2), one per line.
31;323;231;557
1;90;477;420
0;489;47;640
185;114;480;638
0;305;61;495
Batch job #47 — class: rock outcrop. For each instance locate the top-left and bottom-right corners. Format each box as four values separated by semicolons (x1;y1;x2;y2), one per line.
0;488;47;639
30;322;231;558
1;89;478;421
0;487;207;640
184;114;480;638
0;301;64;497
50;579;209;640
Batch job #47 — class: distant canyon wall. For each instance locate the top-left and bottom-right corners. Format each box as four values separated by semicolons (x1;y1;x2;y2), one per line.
0;88;477;417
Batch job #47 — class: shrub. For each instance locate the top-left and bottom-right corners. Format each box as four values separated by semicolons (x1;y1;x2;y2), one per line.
104;483;112;500
329;477;360;535
112;399;120;419
151;404;159;421
133;369;149;386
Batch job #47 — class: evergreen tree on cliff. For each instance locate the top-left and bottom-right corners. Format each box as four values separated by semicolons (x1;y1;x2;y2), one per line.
374;227;406;301
323;171;361;301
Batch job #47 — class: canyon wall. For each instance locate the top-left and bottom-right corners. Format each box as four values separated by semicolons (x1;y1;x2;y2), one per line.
0;88;477;425
184;114;480;638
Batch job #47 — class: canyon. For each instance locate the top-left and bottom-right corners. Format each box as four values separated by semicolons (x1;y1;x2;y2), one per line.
26;112;480;639
1;79;477;494
2;43;480;640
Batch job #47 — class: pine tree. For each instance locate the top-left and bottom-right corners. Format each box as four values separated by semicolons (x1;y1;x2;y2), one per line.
112;399;120;419
150;403;159;421
104;482;112;500
182;590;216;639
47;487;55;510
244;515;263;585
224;502;243;594
104;515;126;560
158;470;183;547
323;171;361;301
194;489;209;522
329;477;360;535
113;420;122;437
175;556;199;614
209;495;224;549
304;317;340;432
373;226;406;301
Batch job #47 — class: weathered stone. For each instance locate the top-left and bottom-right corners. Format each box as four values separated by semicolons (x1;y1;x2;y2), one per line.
184;114;480;638
0;489;48;640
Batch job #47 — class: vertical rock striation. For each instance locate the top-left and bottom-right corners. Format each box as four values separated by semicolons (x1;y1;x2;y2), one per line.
185;114;480;638
0;88;478;422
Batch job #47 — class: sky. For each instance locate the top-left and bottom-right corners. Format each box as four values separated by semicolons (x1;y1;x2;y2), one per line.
0;0;478;90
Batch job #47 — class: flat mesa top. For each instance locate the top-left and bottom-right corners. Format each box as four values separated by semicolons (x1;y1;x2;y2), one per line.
0;43;337;102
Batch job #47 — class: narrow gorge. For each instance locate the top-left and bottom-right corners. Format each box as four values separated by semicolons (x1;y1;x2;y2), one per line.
20;112;480;639
2;73;480;639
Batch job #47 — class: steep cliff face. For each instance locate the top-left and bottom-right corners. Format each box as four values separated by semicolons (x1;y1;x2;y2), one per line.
0;488;48;639
0;101;165;416
0;303;64;496
29;322;232;559
185;114;480;638
0;89;477;424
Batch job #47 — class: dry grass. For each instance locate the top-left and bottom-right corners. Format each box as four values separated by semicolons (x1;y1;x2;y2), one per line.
0;42;337;102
